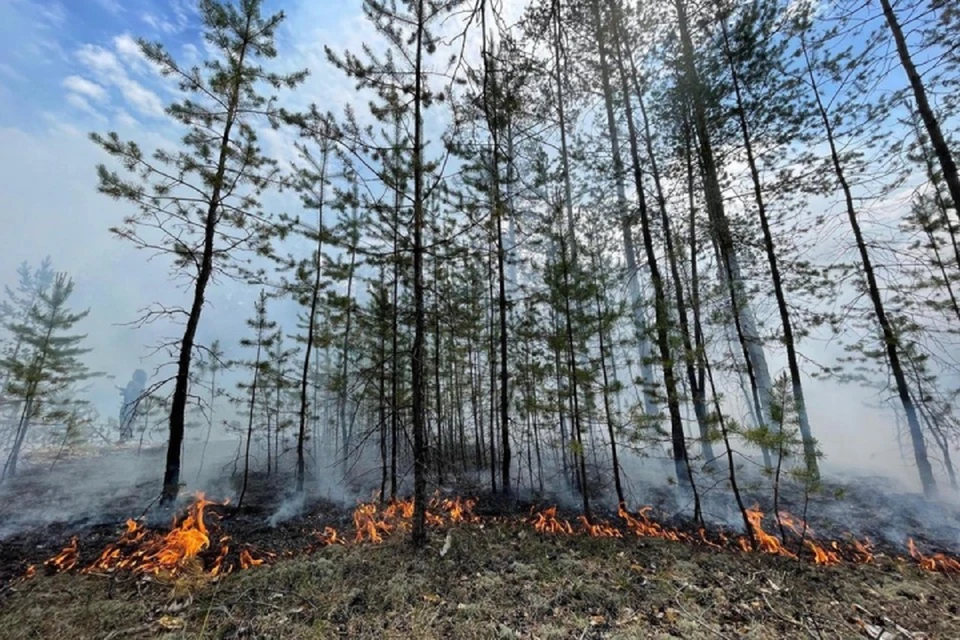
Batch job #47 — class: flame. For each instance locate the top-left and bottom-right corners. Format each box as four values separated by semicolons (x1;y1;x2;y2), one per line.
437;497;479;523
45;537;79;572
30;492;960;581
314;526;343;547
908;538;960;573
745;507;797;558
618;505;688;542
852;538;875;563
239;549;264;569
83;493;224;576
578;515;623;538
530;506;574;534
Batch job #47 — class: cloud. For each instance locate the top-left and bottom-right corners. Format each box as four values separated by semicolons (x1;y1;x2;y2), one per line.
114;109;139;129
0;62;25;82
63;75;108;103
95;0;124;14
76;43;165;118
65;93;107;122
113;33;144;63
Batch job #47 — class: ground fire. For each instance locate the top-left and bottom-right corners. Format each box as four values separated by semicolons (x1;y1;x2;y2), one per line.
27;492;960;583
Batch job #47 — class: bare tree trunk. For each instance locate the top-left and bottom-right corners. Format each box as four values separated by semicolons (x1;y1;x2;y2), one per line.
296;140;329;494
589;0;659;420
196;364;216;484
718;19;818;478
162;37;249;506
238;313;265;510
614;4;715;471
802;38;937;497
559;227;590;521
594;265;624;505
674;0;775;470
880;0;960;218
410;0;429;547
338;232;358;470
605;1;697;508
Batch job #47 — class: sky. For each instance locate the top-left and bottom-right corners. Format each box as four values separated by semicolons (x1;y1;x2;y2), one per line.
0;0;948;490
0;0;375;423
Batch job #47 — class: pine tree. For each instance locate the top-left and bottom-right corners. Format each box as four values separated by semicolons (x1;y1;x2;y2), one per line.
92;0;306;504
236;290;277;508
327;0;463;546
1;273;99;480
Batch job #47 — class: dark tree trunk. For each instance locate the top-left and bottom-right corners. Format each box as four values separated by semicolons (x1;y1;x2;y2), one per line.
161;35;249;506
238;321;264;510
802;39;937;498
880;0;960;220
718;19;819;478
605;0;697;512
410;0;428;548
296;143;329;494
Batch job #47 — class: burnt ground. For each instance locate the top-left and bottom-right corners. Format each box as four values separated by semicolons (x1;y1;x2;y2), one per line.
2;454;960;638
3;521;960;639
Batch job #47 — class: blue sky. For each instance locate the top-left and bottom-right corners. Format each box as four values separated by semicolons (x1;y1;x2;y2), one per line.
0;0;372;425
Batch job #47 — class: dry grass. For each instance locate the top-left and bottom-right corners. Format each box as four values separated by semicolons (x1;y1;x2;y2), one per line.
2;522;959;639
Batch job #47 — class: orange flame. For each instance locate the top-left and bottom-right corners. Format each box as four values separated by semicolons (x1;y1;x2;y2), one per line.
84;493;219;576
530;506;574;534
578;515;623;538
908;538;960;573
239;549;264;569
618;505;688;542
30;493;960;581
45;537;79;572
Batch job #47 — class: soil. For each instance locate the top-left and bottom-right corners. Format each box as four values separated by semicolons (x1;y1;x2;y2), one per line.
1;502;960;639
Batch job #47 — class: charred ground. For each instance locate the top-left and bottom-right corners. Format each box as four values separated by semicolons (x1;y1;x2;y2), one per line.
2;460;960;639
3;514;960;639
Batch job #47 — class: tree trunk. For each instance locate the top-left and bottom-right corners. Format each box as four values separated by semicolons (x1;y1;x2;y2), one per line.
161;36;249;506
594;270;624;505
559;229;590;521
238;320;264;510
589;1;659;420
802;38;937;498
604;0;697;505
338;239;357;468
617;8;715;470
719;19;818;478
674;0;775;469
410;0;429;547
880;0;960;220
296;142;329;494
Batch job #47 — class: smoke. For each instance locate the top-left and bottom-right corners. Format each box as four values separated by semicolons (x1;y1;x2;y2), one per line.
267;491;306;527
0;438;247;539
2;411;959;562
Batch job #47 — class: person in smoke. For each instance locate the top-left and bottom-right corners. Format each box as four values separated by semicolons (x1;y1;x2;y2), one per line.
119;369;147;442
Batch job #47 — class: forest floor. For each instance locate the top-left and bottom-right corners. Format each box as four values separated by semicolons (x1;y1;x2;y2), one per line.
2;515;960;639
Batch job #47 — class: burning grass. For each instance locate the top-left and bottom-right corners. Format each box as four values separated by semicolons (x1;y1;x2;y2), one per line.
21;492;960;586
4;518;960;639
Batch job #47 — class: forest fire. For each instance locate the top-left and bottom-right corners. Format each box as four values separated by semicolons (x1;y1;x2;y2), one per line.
29;493;960;584
83;493;220;576
908;538;960;573
44;536;78;572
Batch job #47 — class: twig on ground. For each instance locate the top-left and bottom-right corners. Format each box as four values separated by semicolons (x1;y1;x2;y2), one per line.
102;623;154;640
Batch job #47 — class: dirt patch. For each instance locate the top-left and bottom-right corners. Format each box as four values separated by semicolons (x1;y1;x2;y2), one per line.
2;522;958;639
